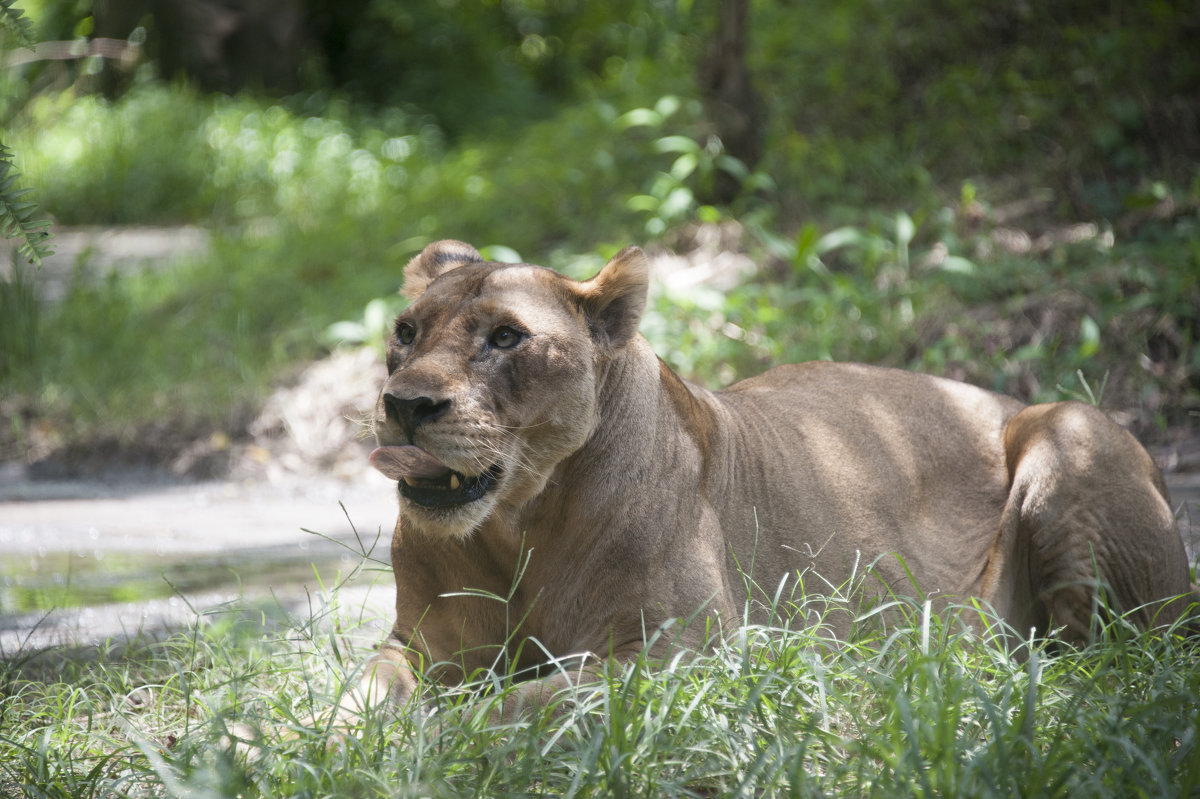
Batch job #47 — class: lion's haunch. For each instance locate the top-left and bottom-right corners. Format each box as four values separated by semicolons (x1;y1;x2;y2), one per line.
369;445;450;481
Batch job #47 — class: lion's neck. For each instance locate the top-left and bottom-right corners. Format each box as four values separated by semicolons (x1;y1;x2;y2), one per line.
547;337;663;494
594;337;665;452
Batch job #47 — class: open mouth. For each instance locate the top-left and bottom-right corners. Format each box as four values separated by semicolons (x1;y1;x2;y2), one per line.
369;445;502;509
397;464;502;508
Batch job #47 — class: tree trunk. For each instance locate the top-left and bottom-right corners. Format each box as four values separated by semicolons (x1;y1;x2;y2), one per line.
699;0;765;204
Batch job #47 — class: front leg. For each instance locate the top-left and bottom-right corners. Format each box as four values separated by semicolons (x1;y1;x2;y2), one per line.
494;649;624;723
228;638;422;755
351;637;422;711
353;640;643;727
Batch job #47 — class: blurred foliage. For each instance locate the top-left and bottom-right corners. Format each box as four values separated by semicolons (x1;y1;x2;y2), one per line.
305;0;692;136
0;0;1198;465
646;202;1200;419
11;0;698;136
618;94;771;236
0;257;38;383
753;0;1200;213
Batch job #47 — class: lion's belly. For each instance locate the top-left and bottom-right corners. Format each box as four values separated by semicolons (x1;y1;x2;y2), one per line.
714;361;1023;609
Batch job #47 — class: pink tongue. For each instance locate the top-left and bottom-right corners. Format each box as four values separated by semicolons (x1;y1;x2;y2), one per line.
369;445;452;481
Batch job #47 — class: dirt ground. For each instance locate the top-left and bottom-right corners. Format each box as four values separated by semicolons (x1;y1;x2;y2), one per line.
0;462;399;657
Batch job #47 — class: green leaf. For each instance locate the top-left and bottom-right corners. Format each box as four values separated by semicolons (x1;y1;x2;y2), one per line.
362;298;395;335
626;194;660;213
1078;315;1101;358
939;255;976;275
658;186;694;219
816;226;867;254
324;320;367;345
0;142;53;266
670;152;698;181
653;95;681;119
895;212;915;247
715;154;749;181
0;0;36;48
653;135;700;155
479;244;522;263
614;108;662;130
794;223;821;266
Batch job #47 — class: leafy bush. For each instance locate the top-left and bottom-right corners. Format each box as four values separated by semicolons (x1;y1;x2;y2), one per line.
643;179;1199;434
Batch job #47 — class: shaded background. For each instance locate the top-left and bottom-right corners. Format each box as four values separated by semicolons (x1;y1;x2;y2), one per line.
1;0;1198;620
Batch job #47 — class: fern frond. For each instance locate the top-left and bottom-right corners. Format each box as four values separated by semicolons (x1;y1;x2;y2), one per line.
0;144;53;267
0;0;36;49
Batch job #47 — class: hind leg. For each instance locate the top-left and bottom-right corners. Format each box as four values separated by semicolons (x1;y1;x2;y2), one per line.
993;401;1193;644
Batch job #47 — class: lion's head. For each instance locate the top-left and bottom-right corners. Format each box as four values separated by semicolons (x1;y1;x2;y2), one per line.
370;240;650;538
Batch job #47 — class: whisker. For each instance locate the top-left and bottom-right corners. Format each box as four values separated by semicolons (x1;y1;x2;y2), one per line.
493;419;555;432
348;409;380;442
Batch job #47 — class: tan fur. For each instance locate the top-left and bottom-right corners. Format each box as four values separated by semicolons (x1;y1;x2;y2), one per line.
354;240;1197;716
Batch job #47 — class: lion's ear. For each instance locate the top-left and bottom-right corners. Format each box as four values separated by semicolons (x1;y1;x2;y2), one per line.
578;246;650;349
402;240;483;300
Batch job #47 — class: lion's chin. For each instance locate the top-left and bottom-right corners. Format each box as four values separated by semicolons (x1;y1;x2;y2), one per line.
398;490;500;540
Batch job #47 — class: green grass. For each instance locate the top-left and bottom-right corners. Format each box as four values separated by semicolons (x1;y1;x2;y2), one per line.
2;566;1198;798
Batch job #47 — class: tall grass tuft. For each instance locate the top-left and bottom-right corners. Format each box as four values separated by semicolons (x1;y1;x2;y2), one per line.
2;570;1197;798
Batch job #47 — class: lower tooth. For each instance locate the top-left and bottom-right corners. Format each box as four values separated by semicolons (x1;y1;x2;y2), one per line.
403;477;417;487
449;474;460;490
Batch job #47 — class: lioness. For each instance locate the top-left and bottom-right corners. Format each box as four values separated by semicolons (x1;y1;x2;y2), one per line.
357;239;1196;716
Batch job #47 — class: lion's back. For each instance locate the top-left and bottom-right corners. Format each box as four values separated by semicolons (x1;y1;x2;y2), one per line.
710;361;1026;601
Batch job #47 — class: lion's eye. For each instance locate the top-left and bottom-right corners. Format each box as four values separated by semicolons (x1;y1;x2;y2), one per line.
395;322;416;345
489;325;524;349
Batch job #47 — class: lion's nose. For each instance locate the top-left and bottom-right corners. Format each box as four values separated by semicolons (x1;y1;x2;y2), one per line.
384;393;451;439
